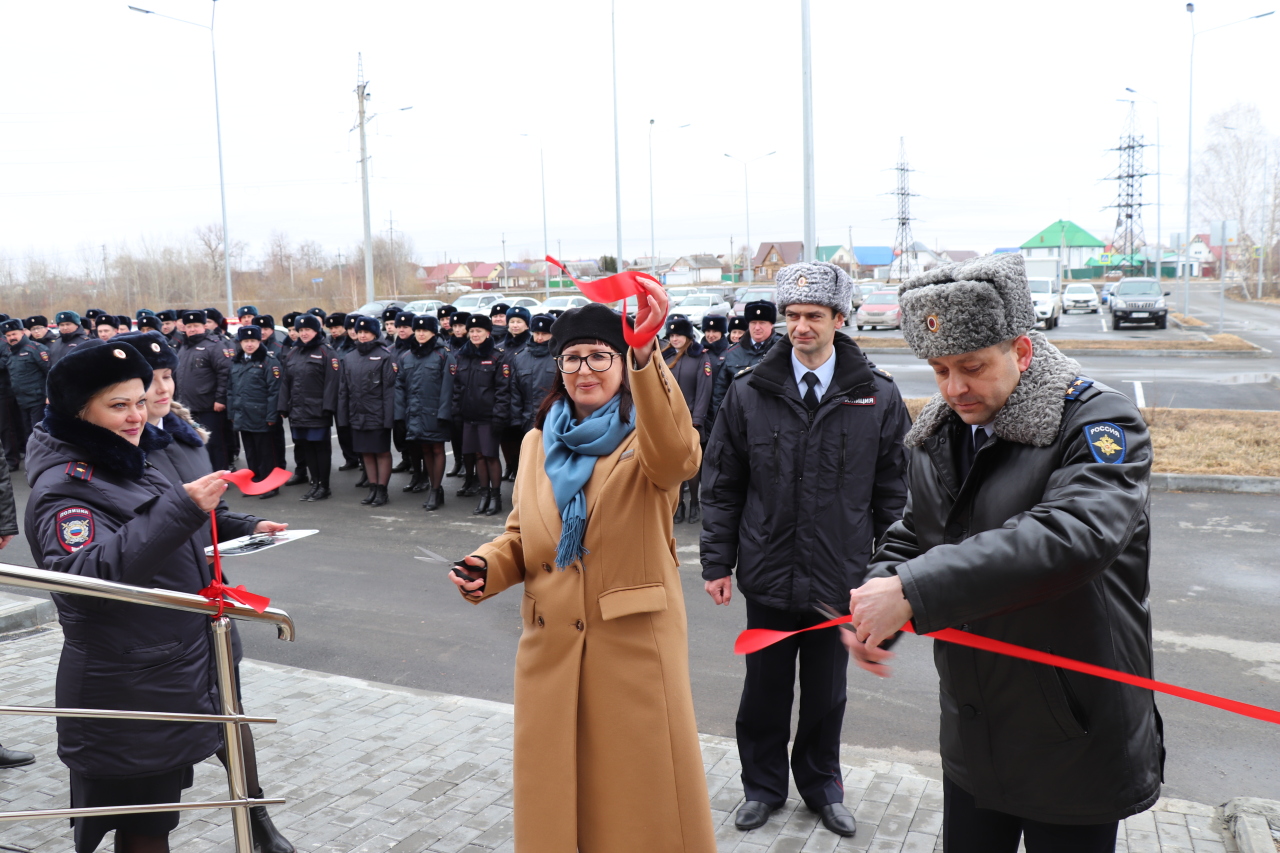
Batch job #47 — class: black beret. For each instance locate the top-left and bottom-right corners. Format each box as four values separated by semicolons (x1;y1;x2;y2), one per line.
137;315;161;331
26;315;49;328
238;305;259;317
450;311;471;328
702;314;728;334
728;315;748;333
381;307;399;322
252;314;276;330
489;303;511;317
530;313;555;334
306;307;326;319
743;301;778;324
396;311;415;327
47;341;154;419
353;316;381;335
156;310;178;322
412;315;439;334
113;331;179;371
237;325;262;341
437;305;457;319
204;307;224;323
181;310;207;325
505;306;531;325
281;312;298;328
550;303;627;356
466;314;493;332
295;314;323;334
55;311;81;325
666;315;695;339
0;319;23;334
325;312;347;328
343;314;360;330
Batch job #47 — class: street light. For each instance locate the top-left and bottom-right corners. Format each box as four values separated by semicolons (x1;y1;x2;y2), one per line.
647;120;691;277
1182;4;1274;316
130;2;234;319
1124;89;1161;282
725;151;776;283
519;134;550;300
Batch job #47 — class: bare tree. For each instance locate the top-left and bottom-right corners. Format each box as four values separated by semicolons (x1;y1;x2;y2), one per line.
1196;103;1278;249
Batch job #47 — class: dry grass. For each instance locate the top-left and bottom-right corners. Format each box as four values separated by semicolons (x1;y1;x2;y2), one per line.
855;334;1259;351
1171;312;1207;327
903;399;1280;476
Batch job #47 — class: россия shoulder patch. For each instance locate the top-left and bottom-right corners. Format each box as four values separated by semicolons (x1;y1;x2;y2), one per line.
1084;422;1126;464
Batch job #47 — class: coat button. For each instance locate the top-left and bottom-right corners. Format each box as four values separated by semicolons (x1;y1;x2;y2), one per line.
960;704;978;720
536;616;545;627
574;620;584;631
541;562;551;573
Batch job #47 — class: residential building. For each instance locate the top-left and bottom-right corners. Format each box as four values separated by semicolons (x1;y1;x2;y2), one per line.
1020;220;1106;270
850;246;895;279
752;241;804;280
664;254;723;285
816;245;856;274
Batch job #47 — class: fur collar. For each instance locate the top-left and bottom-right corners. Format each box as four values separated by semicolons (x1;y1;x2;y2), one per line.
42;406;169;480
461;338;496;360
162;403;207;448
904;331;1082;448
410;336;442;357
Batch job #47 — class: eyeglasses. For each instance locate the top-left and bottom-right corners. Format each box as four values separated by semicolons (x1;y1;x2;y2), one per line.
554;352;620;374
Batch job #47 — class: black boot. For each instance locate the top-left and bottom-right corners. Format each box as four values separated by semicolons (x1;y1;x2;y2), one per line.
457;473;480;498
285;470;309;487
673;499;686;524
338;458;361;471
300;482;319;501
411;467;432;493
307;484;331;502
446;456;464;477
390;457;411;474
360;485;378;505
249;803;295;853
473;487;492;515
504;466;518;482
402;470;423;493
370;485;389;507
355;468;369;488
423;486;444;512
687;499;701;524
484;486;503;517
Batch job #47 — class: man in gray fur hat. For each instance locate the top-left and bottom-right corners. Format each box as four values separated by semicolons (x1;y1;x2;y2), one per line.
702;261;910;838
845;253;1161;851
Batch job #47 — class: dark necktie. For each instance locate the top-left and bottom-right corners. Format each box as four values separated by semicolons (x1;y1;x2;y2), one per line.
963;427;990;479
802;372;820;412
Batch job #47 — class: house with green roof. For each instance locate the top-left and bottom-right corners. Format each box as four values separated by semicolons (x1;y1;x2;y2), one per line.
816;245;855;272
1020;220;1106;271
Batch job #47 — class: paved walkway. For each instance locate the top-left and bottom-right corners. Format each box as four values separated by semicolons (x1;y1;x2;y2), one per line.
0;624;1236;853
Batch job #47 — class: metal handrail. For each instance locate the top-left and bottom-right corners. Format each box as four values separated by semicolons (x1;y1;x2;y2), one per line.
0;561;295;849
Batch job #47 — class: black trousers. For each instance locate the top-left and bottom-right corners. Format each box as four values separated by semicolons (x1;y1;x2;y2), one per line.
942;776;1119;853
13;405;42;460
299;438;331;488
270;421;290;474
736;597;848;809
336;424;357;466
240;431;278;482
192;409;229;470
0;393;20;465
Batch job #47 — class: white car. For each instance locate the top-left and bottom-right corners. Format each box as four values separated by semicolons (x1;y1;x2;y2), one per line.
539;295;592;312
451;293;503;313
1060;284;1100;314
671;293;731;328
1028;278;1061;329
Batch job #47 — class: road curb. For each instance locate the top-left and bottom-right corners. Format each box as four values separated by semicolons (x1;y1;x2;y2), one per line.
0;590;56;636
1224;798;1280;853
1150;474;1280;495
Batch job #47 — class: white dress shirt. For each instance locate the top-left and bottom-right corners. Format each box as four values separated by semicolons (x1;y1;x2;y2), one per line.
791;346;837;402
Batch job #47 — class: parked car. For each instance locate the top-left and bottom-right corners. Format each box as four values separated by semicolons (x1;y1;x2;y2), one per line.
672;293;732;328
352;299;406;317
732;286;778;315
438;282;472;294
1109;277;1170;330
1100;281;1119;307
451;293;503;313
1060;283;1100;314
1028;278;1061;329
539;294;592;312
855;291;902;330
506;296;545;313
403;299;444;315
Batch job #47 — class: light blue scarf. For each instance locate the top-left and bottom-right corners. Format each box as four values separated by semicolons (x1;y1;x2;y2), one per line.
542;394;635;569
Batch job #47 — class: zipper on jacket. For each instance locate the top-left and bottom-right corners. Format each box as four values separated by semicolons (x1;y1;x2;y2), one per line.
771;429;781;484
1047;647;1090;733
838;429;847;485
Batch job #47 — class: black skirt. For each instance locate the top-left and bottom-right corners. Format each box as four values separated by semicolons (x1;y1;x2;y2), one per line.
351;427;391;454
70;764;195;852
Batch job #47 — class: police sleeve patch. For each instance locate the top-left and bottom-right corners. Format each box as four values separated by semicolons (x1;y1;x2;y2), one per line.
40;350;49;362
271;365;280;378
56;507;95;552
331;357;340;371
703;362;711;377
1084;422;1126;464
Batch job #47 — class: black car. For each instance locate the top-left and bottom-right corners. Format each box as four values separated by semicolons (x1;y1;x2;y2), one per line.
1109;278;1170;330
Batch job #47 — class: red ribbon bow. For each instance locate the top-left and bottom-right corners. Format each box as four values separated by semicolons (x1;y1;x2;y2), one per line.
545;256;661;349
196;468;290;617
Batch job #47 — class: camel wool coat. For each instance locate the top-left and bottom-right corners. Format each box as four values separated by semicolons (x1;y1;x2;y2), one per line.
469;349;717;853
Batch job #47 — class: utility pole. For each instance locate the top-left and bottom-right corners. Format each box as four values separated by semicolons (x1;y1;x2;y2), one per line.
356;54;375;304
1107;102;1147;275
611;0;623;272
729;236;735;282
800;0;816;261
289;257;294;289
336;250;344;297
102;244;110;293
386;212;398;296
502;234;508;289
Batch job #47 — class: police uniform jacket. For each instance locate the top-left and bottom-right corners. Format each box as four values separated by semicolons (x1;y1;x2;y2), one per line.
865;335;1162;825
493;340;556;432
338;340;396;431
700;334;910;611
279;339;341;429
164;328;185;349
261;335;285;360
4;338;51;410
49;328;91;365
703;337;730;390
395;337;453;443
228;348;283;433
0;443;17;538
661;341;713;430
498;329;530;358
450;338;500;423
175;332;231;413
23;413;223;778
30;330;59;348
709;331;784;420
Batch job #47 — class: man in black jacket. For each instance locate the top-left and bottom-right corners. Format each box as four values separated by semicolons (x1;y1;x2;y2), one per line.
2;318;51;466
847;253;1161;852
25;315;58;348
701;263;910;838
174;309;232;470
49;311;91;365
709;301;783;421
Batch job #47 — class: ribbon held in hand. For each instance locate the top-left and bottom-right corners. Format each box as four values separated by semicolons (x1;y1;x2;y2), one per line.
735;616;1280;726
197;470;281;618
545;256;661;348
221;467;291;495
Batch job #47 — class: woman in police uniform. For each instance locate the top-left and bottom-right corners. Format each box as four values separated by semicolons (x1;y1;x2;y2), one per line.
338;316;397;507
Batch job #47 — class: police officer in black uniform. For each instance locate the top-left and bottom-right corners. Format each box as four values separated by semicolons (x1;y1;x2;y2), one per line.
701;314;730;390
25;315;59;348
493;306;531;480
710;301;783;422
2;318;50;467
437;304;457;338
49;311;91;364
396;315;454;510
158;309;183;348
174;309;233;470
227;325;284;498
280;313;341;501
727;314;747;345
488;303;511;346
325;313;353;353
450;313;503;515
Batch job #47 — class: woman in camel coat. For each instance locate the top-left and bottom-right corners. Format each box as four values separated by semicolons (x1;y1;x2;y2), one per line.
449;284;716;853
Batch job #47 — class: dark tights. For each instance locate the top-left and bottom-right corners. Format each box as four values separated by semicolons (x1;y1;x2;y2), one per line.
684;470;701;504
500;436;521;475
477;454;502;490
114;833;168;852
362;452;392;486
421;442;445;489
464;452;477;481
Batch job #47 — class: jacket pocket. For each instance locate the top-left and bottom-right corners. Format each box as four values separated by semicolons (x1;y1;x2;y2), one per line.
1034;658;1089;738
520;592;536;626
598;583;667;620
122;640;182;669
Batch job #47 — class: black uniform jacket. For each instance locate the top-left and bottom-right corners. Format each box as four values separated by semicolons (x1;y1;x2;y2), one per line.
49;328;91;365
709;331;784;420
175;332;231;412
662;341;713;429
338;340;397;431
279;338;341;429
700;334;910;612
24;411;223;778
451;339;500;423
703;337;730;391
4;338;51;410
228;348;282;433
866;337;1162;825
493;340;555;432
395;337;453;443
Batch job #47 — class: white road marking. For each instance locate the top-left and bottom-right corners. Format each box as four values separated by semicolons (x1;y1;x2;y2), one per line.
1101;314;1109;333
1176;517;1268;534
1153;630;1280;682
1131;381;1146;408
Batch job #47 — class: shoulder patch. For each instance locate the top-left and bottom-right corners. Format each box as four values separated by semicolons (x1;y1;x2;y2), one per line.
64;461;94;481
40;350;49;362
392;361;398;373
331;357;340;371
704;361;712;376
502;363;511;378
1084;422;1127;464
223;348;235;359
271;365;281;378
733;364;756;380
872;367;893;380
1065;377;1095;400
56;506;95;552
449;362;458;375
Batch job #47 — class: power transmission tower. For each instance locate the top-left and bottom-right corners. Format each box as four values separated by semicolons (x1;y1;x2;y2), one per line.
1106;103;1148;269
888;138;918;282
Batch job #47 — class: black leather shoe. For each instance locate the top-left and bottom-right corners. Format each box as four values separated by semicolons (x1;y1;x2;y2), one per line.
306;486;331;502
249;804;295;853
370;485;389;507
817;803;857;837
0;746;35;768
457;475;480;498
402;473;424;493
734;801;776;831
446;459;464;478
354;471;369;488
673;500;686;524
687;500;701;524
423;487;444;512
257;489;279;500
411;475;431;493
299;483;318;501
284;472;309;487
360;486;378;506
484;488;503;516
338;460;361;471
390;458;411;474
473;487;492;515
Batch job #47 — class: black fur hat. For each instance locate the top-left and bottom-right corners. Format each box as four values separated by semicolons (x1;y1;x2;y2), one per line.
437;305;457;320
306;307;327;320
25;315;49;329
344;313;361;330
295;314;323;334
95;315;117;329
666;315;695;338
396;311;415;327
530;313;555;334
114;331;179;371
281;312;299;329
237;324;262;341
238;305;259;317
204;307;224;324
381;306;400;323
506;306;532;325
181;309;207;326
48;340;154;418
742;301;778;324
466;314;493;332
0;319;23;335
55;311;81;326
353;316;381;336
728;315;748;333
137;315;161;332
703;314;728;334
550;303;627;356
450;311;471;330
489;303;511;318
156;310;178;322
325;312;347;329
412;315;439;334
253;314;276;330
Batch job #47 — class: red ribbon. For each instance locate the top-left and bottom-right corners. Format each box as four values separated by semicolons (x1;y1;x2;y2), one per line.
196;469;286;617
544;256;661;348
220;467;291;495
735;616;1280;726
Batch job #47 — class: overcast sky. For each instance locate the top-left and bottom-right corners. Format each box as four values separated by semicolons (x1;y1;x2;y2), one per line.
3;0;1278;270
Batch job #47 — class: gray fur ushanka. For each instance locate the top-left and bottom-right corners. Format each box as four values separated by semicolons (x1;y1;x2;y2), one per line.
899;253;1038;359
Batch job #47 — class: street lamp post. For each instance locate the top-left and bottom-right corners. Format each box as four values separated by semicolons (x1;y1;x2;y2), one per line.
130;2;234;319
520;135;551;299
1125;89;1161;282
725;151;776;283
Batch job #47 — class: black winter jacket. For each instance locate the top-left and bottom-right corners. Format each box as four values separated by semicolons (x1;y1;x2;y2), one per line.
4;338;51;410
709;332;784;421
866;335;1162;825
30;330;59;348
338;340;397;431
493;340;556;431
703;337;730;391
451;339;500;423
279;339;341;429
395;337;453;442
23;411;222;777
175;332;231;412
700;334;910;611
228;348;282;433
0;434;17;537
49;328;92;365
662;341;713;429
